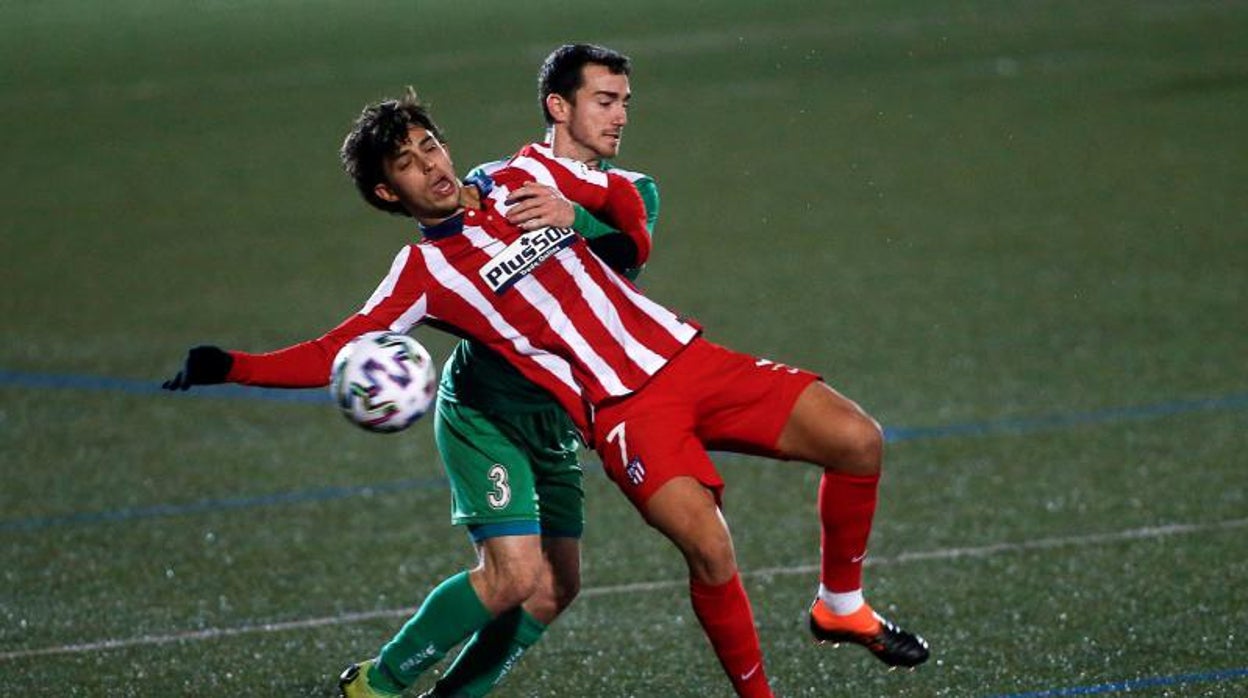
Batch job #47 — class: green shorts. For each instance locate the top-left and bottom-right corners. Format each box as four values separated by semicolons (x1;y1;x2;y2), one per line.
433;398;585;541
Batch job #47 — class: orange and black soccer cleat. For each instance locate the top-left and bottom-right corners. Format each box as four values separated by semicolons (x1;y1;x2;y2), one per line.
808;600;930;669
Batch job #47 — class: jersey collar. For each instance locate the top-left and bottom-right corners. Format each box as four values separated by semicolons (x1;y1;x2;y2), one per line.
419;211;465;240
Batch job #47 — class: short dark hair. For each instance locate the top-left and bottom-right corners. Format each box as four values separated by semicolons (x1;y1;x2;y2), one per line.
538;44;631;126
340;88;446;216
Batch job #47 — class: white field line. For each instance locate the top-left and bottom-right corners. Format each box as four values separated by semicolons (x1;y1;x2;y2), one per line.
3;517;1245;662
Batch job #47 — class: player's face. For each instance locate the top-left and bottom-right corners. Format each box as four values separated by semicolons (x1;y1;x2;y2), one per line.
376;126;461;224
560;64;630;162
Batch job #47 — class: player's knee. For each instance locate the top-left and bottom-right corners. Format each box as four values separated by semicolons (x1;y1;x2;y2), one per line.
526;573;579;620
827;412;883;476
854;413;885;470
480;558;543;610
552;571;581;611
681;531;738;585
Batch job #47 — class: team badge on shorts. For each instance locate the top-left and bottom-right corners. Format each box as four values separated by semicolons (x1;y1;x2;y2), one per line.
624;456;646;486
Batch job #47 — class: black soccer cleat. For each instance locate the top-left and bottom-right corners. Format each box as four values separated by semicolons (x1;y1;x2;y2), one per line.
808;600;931;669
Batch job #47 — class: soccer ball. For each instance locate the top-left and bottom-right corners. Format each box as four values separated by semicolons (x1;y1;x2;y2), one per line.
329;331;437;433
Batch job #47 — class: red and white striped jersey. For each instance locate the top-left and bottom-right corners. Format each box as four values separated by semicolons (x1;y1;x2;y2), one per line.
228;142;700;434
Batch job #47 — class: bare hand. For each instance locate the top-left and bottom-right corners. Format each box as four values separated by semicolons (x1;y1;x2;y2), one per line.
504;182;575;230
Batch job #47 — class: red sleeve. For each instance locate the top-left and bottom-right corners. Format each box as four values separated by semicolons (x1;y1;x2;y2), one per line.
600;171;651;266
226;313;388;388
495;145;651;266
224;245;430;388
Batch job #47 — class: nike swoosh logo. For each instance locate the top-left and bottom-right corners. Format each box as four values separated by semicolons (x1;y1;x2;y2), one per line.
739;663;761;681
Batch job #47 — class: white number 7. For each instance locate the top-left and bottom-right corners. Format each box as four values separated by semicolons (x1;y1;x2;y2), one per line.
605;421;628;464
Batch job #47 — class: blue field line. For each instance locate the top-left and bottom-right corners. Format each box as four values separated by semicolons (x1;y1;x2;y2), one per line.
987;666;1248;697
5;369;1248;433
0;369;329;404
4;369;1248;533
0;477;447;533
884;392;1248;443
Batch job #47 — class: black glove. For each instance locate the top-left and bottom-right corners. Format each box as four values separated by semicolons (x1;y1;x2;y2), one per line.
162;345;234;391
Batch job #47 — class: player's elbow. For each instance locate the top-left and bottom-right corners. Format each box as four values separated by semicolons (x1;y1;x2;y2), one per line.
587;234;645;273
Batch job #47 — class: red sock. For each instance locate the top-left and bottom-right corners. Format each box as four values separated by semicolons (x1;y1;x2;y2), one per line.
689;573;773;698
818;470;880;592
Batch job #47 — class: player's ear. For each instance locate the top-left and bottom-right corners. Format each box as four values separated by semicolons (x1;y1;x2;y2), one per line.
374;182;400;204
546;93;571;124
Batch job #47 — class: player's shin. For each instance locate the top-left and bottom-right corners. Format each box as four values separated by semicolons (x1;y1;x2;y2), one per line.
430;607;546;697
376;570;494;689
816;469;879;606
690;573;774;698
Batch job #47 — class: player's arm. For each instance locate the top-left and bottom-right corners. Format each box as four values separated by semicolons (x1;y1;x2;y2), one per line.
560;169;651;267
493;150;652;267
161;312;386;391
163;246;431;391
571;175;659;279
223;312;388;388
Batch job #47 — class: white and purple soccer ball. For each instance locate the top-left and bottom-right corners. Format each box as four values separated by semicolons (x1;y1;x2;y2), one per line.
329;332;437;433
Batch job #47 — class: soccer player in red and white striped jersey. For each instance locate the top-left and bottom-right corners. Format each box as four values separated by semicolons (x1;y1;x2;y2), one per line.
223;138;688;441
165;91;929;697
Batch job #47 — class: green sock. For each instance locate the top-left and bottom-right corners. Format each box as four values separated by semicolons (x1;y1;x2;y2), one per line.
433;607;547;697
372;570;493;690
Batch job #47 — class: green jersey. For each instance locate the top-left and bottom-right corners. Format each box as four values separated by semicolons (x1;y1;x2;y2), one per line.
438;158;661;415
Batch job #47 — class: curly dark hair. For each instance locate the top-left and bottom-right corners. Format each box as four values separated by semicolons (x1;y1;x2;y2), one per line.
340;88;446;216
538;44;631;126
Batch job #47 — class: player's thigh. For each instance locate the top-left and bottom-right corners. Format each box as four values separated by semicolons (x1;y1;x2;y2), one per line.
642;476;736;583
595;406;723;511
774;381;883;472
513;408;585;538
435;400;539;527
691;342;819;457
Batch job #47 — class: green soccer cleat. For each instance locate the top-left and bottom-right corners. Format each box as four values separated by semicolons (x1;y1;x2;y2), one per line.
339;659;402;698
808;600;931;669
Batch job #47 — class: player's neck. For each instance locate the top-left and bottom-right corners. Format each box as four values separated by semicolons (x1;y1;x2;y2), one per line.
547;128;602;169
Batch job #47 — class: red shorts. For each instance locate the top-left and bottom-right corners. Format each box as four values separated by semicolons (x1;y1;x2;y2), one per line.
590;337;820;509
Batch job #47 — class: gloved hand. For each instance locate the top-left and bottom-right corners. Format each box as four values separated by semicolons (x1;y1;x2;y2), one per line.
162;345;233;391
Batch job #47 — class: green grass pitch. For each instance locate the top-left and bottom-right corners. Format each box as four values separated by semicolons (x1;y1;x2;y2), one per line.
2;0;1246;695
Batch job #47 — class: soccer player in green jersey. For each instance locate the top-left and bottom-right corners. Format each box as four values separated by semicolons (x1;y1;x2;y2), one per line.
339;45;658;698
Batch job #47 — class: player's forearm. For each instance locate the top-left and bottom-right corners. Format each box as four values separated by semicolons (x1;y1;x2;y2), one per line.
599;176;651;266
571;204;622;240
226;314;386;387
573;176;659;279
227;342;333;388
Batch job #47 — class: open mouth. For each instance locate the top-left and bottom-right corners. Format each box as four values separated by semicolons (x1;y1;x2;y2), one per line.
431;175;457;198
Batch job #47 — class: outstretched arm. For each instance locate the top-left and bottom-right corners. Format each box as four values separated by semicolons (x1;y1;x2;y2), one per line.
162;313;388;391
162;246;431;391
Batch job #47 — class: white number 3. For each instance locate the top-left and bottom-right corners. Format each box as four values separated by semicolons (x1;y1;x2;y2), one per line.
487;464;511;509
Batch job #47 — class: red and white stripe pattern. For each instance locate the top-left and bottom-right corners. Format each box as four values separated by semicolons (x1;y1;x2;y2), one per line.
364;147;695;428
362;216;695;427
227;142;695;433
